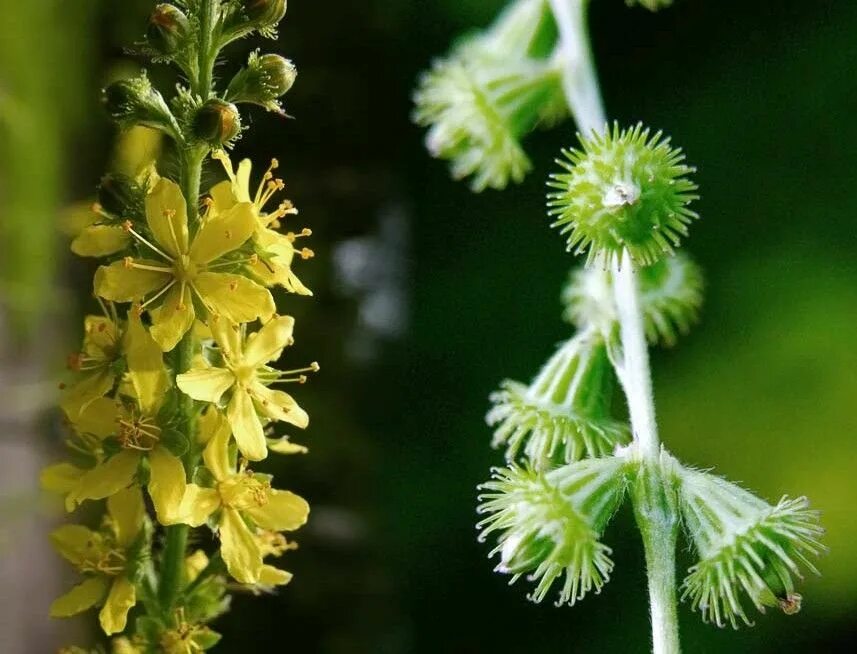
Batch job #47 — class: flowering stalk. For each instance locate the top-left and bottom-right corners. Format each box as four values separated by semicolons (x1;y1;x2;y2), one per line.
44;1;315;650
414;1;824;653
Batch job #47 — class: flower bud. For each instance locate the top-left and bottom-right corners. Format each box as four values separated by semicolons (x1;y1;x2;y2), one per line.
477;458;628;606
103;74;179;137
147;3;189;55
192;99;242;145
243;0;287;28
487;328;628;468
226;52;297;112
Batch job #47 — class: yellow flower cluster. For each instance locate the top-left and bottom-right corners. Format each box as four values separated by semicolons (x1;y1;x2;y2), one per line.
43;151;315;639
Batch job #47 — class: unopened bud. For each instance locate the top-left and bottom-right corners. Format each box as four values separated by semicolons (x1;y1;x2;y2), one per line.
192;99;242;145
147;3;189;55
243;0;287;28
226;52;296;112
103;74;178;136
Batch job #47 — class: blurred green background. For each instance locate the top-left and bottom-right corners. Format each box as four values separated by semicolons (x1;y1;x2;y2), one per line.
1;0;856;652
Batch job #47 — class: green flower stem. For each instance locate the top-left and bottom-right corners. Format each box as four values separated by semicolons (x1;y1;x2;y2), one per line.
158;0;218;616
633;462;681;654
548;1;680;651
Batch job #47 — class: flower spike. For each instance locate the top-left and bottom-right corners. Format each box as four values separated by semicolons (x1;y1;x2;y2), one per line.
674;463;825;628
547;122;699;267
487;328;628;467
477;458;628;606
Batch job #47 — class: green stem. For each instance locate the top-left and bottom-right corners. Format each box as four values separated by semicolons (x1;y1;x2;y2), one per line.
547;0;681;651
633;463;681;654
157;0;218;616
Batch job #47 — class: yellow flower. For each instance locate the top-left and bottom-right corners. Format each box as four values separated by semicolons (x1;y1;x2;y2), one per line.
176;315;314;461
177;411;309;584
210;150;313;296
60;303;127;418
65;316;187;524
50;486;145;635
94;177;275;351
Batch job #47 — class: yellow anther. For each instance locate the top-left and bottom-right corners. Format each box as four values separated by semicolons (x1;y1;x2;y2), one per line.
123;256;134;268
270;158;279;169
121;220;133;232
299;247;314;260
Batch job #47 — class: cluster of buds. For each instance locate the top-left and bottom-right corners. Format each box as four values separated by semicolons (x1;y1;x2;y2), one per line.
45;1;316;650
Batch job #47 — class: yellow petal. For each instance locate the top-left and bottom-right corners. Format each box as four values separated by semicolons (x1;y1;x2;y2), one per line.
252;383;309;429
125;311;169;414
258;565;293;587
202;409;233;481
176;367;234;403
41;462;85;494
227;387;267;461
219;508;262;584
71;225;131;257
267;437;308;455
108;486;145;547
71;451;140;506
83;315;120;358
208;315;242;361
94;260;169;302
60;370;116;418
147;447;188;525
197;405;226;445
114;125;162;179
189;202;256;264
185;549;209;581
99;576;136;635
50;524;97;566
254;230;312;295
150;284;195;352
146;178;189;257
50;577;109;618
69;396;120;438
194;272;275;324
242;315;294;368
175;484;221;527
209;180;238;215
246;489;309;532
235;158;253;201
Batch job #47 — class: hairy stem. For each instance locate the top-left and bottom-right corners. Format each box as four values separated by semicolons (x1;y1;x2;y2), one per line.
158;0;217;616
547;1;680;651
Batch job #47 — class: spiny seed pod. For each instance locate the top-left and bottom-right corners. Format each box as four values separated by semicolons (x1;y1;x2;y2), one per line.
192;99;242;145
562;253;704;346
103;74;179;137
226;52;297;113
147;3;189;55
487;328;628;468
547;122;699;267
674;461;825;628
243;0;287;28
477;458;628;606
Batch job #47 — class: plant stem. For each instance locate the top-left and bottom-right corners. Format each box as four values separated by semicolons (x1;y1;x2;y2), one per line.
158;0;218;616
547;1;680;652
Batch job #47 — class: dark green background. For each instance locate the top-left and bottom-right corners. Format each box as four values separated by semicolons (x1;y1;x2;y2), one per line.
2;1;856;652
